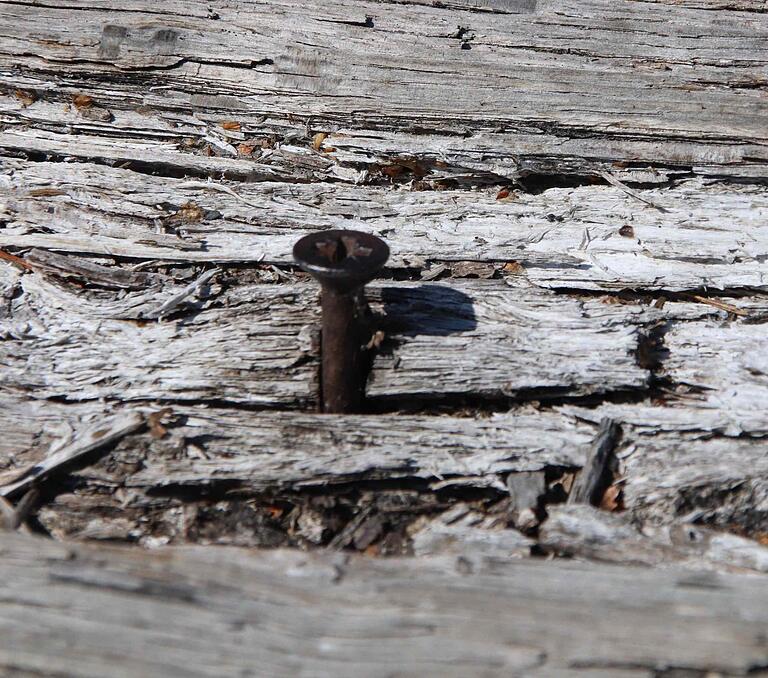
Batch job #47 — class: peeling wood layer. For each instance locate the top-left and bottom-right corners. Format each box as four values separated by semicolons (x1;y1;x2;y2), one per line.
4;386;768;548
3;160;768;290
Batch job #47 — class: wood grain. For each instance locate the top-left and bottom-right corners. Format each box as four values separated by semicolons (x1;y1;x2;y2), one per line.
3;160;768;290
1;0;768;639
1;531;768;677
0;0;766;179
0;267;652;405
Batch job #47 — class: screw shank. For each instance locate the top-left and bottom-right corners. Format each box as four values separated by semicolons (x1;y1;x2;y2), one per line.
320;287;365;413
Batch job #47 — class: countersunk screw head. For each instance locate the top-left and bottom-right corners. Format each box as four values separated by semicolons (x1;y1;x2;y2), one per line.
293;229;389;292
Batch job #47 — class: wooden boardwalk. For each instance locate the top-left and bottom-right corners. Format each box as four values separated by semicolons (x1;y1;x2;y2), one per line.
1;0;768;674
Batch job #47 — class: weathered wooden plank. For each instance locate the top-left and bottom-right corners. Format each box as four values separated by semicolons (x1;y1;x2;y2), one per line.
664;320;768;411
3;160;768;290
0;393;592;492
366;281;649;399
410;503;535;558
1;0;767;605
0;264;320;406
0;0;766;179
556;313;768;533
1;531;768;677
5;384;768;547
0;266;651;405
4;255;768;542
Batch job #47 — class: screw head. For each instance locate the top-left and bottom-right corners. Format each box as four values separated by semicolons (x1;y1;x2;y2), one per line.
293;229;389;291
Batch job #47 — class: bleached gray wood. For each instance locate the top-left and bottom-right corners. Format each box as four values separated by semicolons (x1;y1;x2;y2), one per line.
0;393;592;493
561;312;768;531
0;267;650;405
1;531;768;677
664;320;768;414
564;402;768;533
1;0;768;607
366;281;649;399
5;388;765;545
3;377;767;546
0;265;320;406
541;504;768;574
0;0;766;180
410;504;534;557
3;254;768;541
3;160;768;291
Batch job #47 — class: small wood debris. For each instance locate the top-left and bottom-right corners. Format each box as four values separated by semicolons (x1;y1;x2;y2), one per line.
600;171;668;213
451;261;496;279
502;261;525;275
168;201;204;224
72;93;113;122
379;157;428;181
14;89;37;106
25;188;68;197
0;249;33;271
365;330;386;350
237;141;258;156
0;488;38;531
311;132;328;151
687;294;748;318
24;249;158;289
420;263;448;281
220;121;242;131
73;94;95;109
599;483;624;512
507;471;546;531
147;408;173;440
0;412;145;499
80;106;114;122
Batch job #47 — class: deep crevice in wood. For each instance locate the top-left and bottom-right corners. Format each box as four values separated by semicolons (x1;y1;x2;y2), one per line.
0;147;266;183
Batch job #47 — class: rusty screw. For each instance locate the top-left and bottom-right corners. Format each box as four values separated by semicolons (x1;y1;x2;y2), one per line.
293;229;389;413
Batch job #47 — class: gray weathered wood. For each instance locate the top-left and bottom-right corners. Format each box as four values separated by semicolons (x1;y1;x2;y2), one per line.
1;0;766;180
568;418;620;506
3;160;768;291
1;531;768;677
541;504;768;573
1;0;768;626
564;402;768;533
2;387;765;547
0;410;144;499
0;395;592;492
0;266;651;405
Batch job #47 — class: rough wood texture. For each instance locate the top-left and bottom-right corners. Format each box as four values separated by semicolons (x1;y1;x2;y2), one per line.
1;1;768;665
0;396;592;495
3;161;768;290
1;0;766;179
541;504;768;573
567;418;620;506
2;530;768;677
1;267;652;405
3;387;768;547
